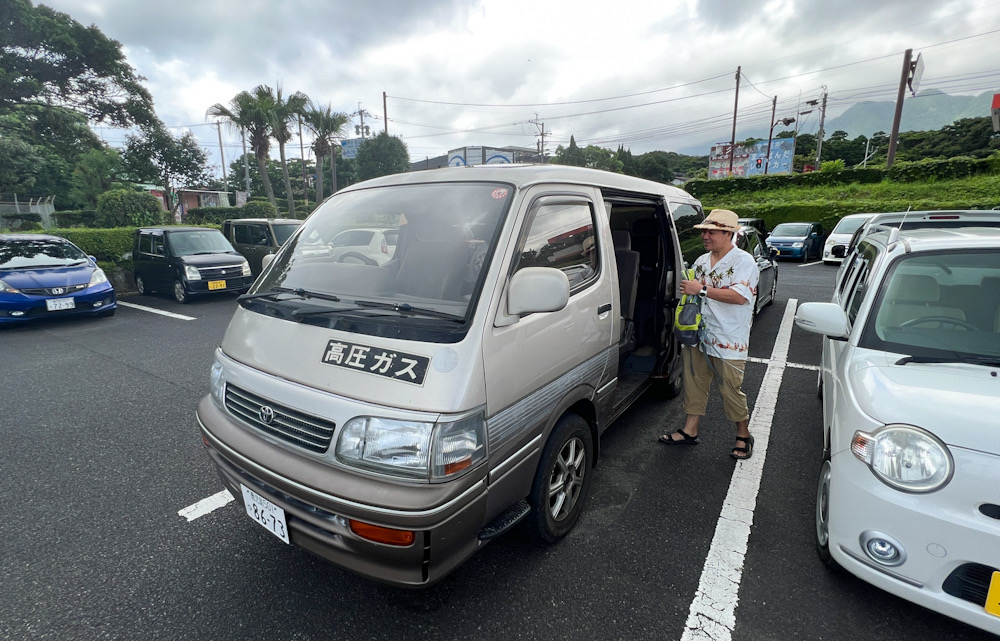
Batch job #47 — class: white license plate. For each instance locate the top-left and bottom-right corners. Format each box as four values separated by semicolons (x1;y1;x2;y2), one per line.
241;484;289;544
46;298;76;311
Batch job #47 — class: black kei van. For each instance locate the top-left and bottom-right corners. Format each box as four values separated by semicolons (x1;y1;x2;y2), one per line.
132;227;254;303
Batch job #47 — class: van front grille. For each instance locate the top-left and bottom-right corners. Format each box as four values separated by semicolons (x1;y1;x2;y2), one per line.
199;265;244;279
224;384;336;453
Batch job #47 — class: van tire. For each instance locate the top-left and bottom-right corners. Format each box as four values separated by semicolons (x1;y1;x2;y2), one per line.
135;276;150;295
527;413;593;544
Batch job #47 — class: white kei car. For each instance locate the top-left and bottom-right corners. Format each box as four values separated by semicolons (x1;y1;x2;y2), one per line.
794;226;1000;636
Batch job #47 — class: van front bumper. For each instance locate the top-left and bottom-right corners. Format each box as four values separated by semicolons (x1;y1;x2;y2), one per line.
196;396;489;587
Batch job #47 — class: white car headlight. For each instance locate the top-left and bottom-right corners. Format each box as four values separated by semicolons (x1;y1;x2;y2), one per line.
184;265;201;280
336;411;486;480
0;279;21;294
209;359;225;406
851;425;953;493
88;268;109;287
241;260;251;276
792;242;804;248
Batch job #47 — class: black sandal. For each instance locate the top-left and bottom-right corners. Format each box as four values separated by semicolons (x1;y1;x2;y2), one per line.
731;435;754;460
658;429;699;445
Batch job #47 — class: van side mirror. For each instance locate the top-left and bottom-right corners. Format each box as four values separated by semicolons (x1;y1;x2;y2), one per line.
496;267;570;327
794;302;849;339
261;254;275;271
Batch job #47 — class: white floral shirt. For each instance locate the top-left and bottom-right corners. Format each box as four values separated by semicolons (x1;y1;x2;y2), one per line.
691;247;759;360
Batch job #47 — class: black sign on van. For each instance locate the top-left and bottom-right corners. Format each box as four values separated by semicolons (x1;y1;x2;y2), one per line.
320;339;429;386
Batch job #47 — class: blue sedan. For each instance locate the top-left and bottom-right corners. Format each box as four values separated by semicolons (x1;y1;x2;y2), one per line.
0;234;117;324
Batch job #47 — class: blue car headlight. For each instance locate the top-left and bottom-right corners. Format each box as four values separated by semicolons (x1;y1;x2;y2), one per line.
0;279;21;294
88;268;109;287
792;242;804;248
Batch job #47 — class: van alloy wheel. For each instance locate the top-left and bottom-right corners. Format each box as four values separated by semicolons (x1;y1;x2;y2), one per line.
135;276;148;295
528;413;593;543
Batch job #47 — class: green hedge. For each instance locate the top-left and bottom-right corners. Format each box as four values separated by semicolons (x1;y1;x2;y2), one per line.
39;227;135;265
0;213;43;231
684;156;997;200
185;206;243;224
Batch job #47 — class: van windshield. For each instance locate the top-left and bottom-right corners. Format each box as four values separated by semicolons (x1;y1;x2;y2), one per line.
167;230;236;256
272;223;300;245
248;182;512;336
832;216;870;235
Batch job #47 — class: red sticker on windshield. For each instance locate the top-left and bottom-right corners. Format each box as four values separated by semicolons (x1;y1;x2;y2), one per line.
491;188;508;199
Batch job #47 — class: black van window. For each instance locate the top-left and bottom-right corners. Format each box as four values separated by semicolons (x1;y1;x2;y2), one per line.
234;224;252;245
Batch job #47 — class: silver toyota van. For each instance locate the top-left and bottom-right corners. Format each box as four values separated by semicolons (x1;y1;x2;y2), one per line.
196;165;703;586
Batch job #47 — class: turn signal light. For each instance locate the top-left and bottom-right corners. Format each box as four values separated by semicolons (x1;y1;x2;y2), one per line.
349;520;415;546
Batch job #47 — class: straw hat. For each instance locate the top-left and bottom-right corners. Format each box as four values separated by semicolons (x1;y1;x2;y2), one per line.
693;209;739;233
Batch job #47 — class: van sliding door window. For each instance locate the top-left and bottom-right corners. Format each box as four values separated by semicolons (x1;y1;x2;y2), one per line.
516;201;598;292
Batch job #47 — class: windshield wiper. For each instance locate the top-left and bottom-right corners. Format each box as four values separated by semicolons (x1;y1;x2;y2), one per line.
238;286;340;303
896;355;1000;367
352;300;466;322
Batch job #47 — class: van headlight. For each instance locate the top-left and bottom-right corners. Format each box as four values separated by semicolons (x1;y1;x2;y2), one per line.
792;242;804;248
851;425;953;493
184;265;201;280
336;411;486;480
240;260;251;276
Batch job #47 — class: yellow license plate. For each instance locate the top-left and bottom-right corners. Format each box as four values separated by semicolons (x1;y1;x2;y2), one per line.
987;571;1000;617
208;280;227;290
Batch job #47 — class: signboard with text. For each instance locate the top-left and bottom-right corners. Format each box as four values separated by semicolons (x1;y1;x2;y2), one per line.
709;138;796;179
340;138;364;160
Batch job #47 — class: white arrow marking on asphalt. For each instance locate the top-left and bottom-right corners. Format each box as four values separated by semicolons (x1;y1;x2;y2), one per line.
681;298;799;641
178;489;234;522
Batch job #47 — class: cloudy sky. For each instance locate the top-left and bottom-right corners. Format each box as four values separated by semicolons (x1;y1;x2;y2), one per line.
38;0;1000;176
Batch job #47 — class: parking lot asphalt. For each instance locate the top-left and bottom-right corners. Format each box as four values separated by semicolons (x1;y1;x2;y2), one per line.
1;265;995;641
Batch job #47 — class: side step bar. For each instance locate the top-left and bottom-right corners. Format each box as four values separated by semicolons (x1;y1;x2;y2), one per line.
478;499;530;541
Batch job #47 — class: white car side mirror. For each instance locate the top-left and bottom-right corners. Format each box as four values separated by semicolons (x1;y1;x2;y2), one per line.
794;302;849;338
261;253;275;271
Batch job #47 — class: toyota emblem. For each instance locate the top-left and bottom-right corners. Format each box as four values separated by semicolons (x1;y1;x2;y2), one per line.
258;406;275;424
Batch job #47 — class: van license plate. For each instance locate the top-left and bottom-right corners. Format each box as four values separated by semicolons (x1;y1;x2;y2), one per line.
240;484;289;543
46;298;75;311
208;280;226;290
986;571;1000;617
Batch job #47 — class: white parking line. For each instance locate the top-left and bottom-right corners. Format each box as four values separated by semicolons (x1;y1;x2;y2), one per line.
178;489;234;522
680;298;798;641
118;301;197;320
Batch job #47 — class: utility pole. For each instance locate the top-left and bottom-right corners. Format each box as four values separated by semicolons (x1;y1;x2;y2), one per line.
529;114;551;162
215;122;227;183
383;91;388;135
814;87;828;168
729;66;741;176
764;96;776;175
353;103;373;138
886;49;913;170
298;115;308;207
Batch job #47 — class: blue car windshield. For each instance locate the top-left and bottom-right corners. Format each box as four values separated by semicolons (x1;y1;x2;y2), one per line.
0;238;88;269
770;223;812;236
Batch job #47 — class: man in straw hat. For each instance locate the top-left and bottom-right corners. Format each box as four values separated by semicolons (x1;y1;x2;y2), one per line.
658;209;759;460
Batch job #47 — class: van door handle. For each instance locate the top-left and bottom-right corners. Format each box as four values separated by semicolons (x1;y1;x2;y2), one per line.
598;303;612;315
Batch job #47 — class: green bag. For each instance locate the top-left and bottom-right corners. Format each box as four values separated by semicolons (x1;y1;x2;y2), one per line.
673;268;703;346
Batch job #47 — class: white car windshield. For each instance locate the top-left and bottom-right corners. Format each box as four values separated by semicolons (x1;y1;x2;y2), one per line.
862;250;1000;360
248;182;512;337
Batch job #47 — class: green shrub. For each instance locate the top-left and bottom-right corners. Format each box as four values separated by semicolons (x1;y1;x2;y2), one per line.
96;189;165;227
241;200;278;218
820;159;846;172
52;210;98;228
0;213;43;231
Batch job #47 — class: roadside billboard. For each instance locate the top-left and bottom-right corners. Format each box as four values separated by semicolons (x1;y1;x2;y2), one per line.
709;138;796;179
341;138;364;160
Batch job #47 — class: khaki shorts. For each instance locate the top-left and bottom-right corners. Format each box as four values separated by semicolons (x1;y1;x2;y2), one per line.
681;345;749;423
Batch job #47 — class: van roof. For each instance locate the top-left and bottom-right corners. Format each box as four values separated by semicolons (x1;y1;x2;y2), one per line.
337;164;698;201
867;226;1000;251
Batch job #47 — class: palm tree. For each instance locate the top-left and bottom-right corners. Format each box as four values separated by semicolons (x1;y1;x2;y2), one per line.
301;102;349;202
207;90;278;207
258;84;309;217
